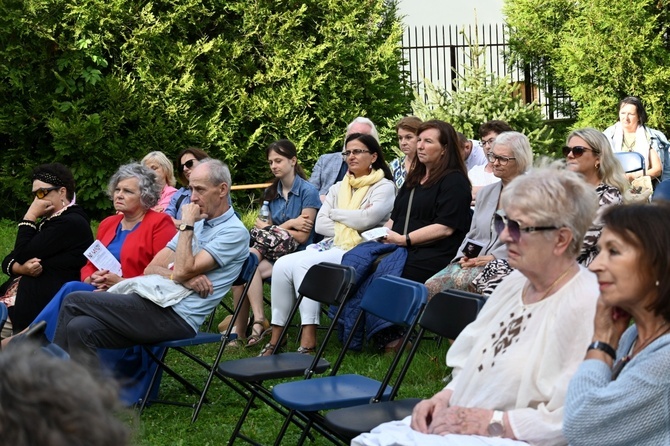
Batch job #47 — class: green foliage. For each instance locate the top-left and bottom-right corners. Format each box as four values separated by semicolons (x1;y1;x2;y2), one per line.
505;0;670;133
395;32;554;156
0;0;411;220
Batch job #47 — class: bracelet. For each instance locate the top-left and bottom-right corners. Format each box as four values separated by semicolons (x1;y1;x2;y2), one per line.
587;341;617;360
405;234;412;248
18;221;37;229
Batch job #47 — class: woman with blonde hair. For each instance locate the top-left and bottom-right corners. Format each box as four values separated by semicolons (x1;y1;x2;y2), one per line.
142;151;177;212
564;127;627;265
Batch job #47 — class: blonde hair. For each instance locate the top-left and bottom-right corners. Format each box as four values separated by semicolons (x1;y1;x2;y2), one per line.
141;151;176;187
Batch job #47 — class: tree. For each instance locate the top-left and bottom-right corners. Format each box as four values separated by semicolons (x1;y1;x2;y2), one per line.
0;0;411;219
505;0;670;132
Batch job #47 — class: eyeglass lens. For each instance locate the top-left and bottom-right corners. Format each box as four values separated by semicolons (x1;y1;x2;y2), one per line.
562;146;587;158
494;213;520;242
34;187;59;199
343;149;370;157
181;159;197;170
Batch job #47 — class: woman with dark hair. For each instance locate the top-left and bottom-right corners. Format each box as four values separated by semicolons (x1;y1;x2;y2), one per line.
338;120;472;352
1;163;93;334
259;133;395;355
165;147;210;225
603;96;668;181
223;139;321;348
564;203;670;445
389;116;423;188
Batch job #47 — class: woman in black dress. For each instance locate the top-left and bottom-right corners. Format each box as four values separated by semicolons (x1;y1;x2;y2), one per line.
1;163;93;334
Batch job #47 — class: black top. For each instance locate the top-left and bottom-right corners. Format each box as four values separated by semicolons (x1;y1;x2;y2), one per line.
391;171;472;283
3;206;93;332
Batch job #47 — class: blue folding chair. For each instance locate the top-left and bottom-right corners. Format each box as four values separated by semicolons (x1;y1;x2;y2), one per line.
653;179;670;201
138;252;258;421
217;262;356;445
615;151;646;175
323;289;486;441
270;275;428;446
0;303;7;334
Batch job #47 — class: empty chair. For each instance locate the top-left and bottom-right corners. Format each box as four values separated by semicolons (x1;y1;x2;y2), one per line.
614;151;646;174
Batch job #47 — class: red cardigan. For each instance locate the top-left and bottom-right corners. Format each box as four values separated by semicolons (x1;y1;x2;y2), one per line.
80;210;176;281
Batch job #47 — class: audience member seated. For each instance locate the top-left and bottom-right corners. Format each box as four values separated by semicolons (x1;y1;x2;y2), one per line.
564;128;627;265
468;120;513;205
1;163;93;334
340;120;472;352
352;167;600;446
0;343;131;445
52;160;249;368
389;116;423;188
260;133;396;356
564;203;670;446
225;139;321;349
310;117;379;201
14;163;176;344
425;131;532;298
142;151;178;212
165;147;210;226
603;96;666;181
457;132;488;171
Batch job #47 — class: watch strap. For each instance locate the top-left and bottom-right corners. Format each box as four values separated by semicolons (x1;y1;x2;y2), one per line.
487;410;504;437
587;341;616;360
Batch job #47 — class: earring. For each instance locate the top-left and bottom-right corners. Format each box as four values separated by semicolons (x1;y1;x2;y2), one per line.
595;163;600;170
368;165;372;171
656;280;660;287
61;200;65;206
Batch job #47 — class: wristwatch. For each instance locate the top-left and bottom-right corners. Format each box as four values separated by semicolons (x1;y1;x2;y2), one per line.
487;410;505;437
178;223;194;232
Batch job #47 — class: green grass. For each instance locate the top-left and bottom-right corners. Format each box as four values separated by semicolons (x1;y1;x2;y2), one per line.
0;218;449;446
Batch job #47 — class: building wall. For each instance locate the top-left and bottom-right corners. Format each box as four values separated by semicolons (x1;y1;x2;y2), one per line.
396;0;504;27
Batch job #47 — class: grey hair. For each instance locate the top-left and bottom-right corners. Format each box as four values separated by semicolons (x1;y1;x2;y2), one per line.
107;163;161;210
567;128;628;196
198;158;232;187
346;117;380;143
501;165;597;258
491;131;534;174
141;151;177;187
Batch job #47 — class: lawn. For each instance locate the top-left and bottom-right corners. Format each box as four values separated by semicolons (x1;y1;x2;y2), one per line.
0;218;449;446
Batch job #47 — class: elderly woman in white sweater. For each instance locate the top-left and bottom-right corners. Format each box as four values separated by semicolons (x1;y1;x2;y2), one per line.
353;167;600;446
259;133;396;356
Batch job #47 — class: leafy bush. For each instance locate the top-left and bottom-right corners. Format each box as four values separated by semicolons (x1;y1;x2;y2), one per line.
0;0;411;220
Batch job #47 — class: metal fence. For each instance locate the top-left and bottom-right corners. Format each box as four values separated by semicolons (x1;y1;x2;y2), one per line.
401;23;575;120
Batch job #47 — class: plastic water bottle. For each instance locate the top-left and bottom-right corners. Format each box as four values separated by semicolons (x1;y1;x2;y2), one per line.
259;201;270;222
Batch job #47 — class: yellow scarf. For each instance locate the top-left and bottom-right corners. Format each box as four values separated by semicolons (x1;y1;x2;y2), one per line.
334;168;385;250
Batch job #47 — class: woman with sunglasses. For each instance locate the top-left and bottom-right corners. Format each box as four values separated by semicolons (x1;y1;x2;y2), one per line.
603;96;668;181
260;133;395;356
564;128;628;265
425;131;532;298
353;167;600;446
1;163;93;334
564;203;670;446
165;147;210;227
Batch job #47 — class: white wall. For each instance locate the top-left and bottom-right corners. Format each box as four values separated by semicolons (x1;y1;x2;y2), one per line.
397;0;504;27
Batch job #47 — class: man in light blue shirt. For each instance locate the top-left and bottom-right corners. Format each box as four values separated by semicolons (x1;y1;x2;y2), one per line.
53;159;249;364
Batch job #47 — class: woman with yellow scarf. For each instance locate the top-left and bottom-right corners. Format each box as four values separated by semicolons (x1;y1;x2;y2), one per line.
260;133;395;356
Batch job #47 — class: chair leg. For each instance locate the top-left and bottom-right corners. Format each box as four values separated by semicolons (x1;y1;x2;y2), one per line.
228;393;257;446
137;347;168;413
273;409;295;446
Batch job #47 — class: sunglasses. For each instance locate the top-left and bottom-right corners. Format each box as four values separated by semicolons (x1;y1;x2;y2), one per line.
180;159;197;170
562;146;595;158
33;186;60;199
342;149;371;157
493;210;558;243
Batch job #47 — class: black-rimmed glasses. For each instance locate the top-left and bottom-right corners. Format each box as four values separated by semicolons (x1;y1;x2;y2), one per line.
487;153;516;166
33;186;60;199
562;146;595;158
493;210;558;243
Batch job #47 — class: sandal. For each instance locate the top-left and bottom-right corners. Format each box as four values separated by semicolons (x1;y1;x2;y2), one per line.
296;346;316;355
224;338;245;350
257;336;288;357
218;315;250;334
246;319;271;348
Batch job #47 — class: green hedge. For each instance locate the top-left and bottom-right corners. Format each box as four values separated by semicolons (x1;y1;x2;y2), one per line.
0;0;411;220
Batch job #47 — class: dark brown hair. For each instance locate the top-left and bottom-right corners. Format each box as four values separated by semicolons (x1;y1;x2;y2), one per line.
479;120;514;139
404;120;468;189
343;133;393;181
263;139;307;201
175;147;209;185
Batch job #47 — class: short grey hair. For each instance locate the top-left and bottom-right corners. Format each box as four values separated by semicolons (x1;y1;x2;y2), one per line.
501;166;597;258
198;158;231;187
491;131;533;174
107;163;161;210
346;117;380;143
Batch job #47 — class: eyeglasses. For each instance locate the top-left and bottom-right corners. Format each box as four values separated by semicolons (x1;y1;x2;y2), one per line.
342;149;371;157
33;186;60;199
562;146;595;158
487;153;516;166
493;210;558;243
181;159;197;170
482;137;496;147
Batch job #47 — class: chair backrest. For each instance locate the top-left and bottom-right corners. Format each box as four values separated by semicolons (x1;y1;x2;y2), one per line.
653;179;670;202
421;289;485;340
360;275;427;327
233;252;259;287
615;151;646;174
0;303;7;333
297;262;356;306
